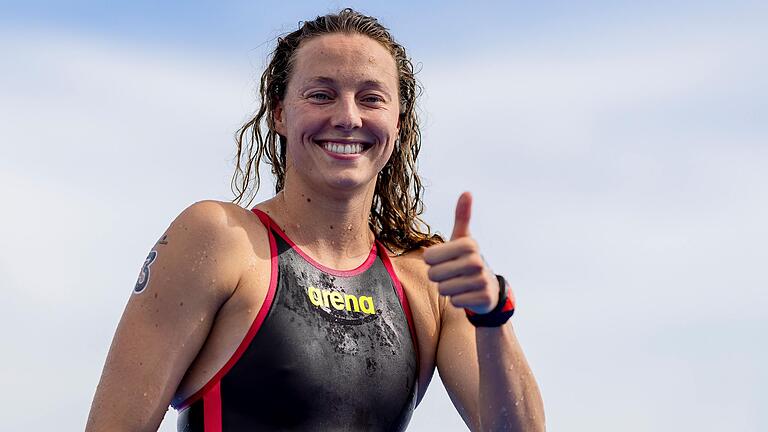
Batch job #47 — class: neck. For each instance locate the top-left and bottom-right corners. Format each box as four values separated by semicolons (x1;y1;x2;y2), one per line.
260;177;377;270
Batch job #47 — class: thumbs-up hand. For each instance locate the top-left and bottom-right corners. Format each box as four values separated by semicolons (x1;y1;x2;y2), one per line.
423;192;501;314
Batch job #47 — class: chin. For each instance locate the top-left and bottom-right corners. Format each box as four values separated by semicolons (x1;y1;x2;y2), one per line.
325;173;376;192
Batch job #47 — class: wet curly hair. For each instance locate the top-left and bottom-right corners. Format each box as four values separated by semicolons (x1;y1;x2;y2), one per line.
231;8;443;253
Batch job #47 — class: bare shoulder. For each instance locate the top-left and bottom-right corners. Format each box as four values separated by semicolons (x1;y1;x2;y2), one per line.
176;199;259;236
390;247;444;328
86;200;267;431
162;200;268;297
173;200;266;250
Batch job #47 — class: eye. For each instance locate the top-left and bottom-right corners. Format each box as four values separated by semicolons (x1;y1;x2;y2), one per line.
308;92;333;101
361;94;386;104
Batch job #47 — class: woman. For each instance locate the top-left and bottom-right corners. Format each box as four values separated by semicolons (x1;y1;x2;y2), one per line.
87;9;544;431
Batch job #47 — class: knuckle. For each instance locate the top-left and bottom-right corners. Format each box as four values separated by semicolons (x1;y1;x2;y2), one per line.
436;282;446;294
427;267;436;279
422;250;435;264
466;256;484;272
473;280;487;292
482;291;494;305
456;237;470;250
437;281;453;295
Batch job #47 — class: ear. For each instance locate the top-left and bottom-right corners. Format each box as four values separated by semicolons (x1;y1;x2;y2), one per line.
273;101;287;136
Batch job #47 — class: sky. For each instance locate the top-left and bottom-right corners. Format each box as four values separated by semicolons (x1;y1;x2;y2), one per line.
1;1;767;430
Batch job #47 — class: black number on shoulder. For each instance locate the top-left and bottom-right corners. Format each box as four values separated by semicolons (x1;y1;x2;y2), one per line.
134;250;158;294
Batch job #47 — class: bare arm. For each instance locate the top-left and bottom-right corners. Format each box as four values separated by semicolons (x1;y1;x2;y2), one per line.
86;201;243;432
425;192;545;431
436;289;545;431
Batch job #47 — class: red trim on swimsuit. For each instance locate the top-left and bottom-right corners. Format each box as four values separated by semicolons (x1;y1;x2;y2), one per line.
173;212;278;411
202;381;222;432
174;208;421;411
251;208;378;277
377;241;420;374
253;208;418;364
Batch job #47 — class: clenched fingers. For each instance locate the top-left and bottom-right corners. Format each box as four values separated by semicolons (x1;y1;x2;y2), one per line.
427;254;485;283
423;237;479;265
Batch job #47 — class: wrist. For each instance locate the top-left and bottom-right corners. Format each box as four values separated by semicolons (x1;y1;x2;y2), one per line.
465;274;515;327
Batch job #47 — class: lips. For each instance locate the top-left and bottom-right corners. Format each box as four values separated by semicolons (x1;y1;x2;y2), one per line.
314;139;373;155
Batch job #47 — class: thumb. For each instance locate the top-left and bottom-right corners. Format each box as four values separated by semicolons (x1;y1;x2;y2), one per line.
450;192;473;240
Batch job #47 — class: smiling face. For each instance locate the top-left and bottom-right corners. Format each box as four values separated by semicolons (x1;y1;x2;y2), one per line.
273;33;401;193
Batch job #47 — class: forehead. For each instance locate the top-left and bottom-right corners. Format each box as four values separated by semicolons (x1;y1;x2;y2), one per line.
290;33;398;89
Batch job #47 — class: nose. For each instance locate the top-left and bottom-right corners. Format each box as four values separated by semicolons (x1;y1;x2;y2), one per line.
331;95;363;131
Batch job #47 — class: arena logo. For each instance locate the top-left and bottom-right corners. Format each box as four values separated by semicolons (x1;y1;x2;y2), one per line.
306;286;376;315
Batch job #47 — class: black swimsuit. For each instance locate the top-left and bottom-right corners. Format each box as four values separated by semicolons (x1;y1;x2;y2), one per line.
173;208;419;431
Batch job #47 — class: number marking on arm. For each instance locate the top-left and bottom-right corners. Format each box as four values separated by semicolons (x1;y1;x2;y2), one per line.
133;250;158;294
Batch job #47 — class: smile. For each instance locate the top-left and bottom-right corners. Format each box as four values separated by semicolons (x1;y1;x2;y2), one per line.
315;140;372;156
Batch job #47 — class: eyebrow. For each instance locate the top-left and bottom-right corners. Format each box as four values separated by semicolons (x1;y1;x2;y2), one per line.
305;76;336;85
303;76;393;97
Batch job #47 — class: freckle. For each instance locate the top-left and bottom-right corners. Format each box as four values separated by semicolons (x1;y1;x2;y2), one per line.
154;293;158;298
139;362;143;366
155;308;159;313
179;301;184;307
155;323;159;328
307;197;311;202
330;225;333;229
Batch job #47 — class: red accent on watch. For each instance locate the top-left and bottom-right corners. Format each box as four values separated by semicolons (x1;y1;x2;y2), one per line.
465;274;515;327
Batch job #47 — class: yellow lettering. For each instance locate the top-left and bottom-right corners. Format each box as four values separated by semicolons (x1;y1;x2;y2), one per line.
359;296;375;314
344;293;360;312
321;289;331;308
307;286;323;307
330;291;345;310
305;286;376;315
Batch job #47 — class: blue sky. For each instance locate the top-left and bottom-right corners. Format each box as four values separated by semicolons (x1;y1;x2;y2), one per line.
1;1;767;431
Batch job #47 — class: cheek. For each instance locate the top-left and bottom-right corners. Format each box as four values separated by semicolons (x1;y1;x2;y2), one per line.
374;113;400;141
378;140;397;169
283;108;321;144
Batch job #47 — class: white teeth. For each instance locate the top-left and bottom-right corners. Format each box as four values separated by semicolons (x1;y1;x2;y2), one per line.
322;142;363;154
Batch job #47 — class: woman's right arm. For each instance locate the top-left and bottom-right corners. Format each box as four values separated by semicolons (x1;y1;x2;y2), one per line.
86;201;245;432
